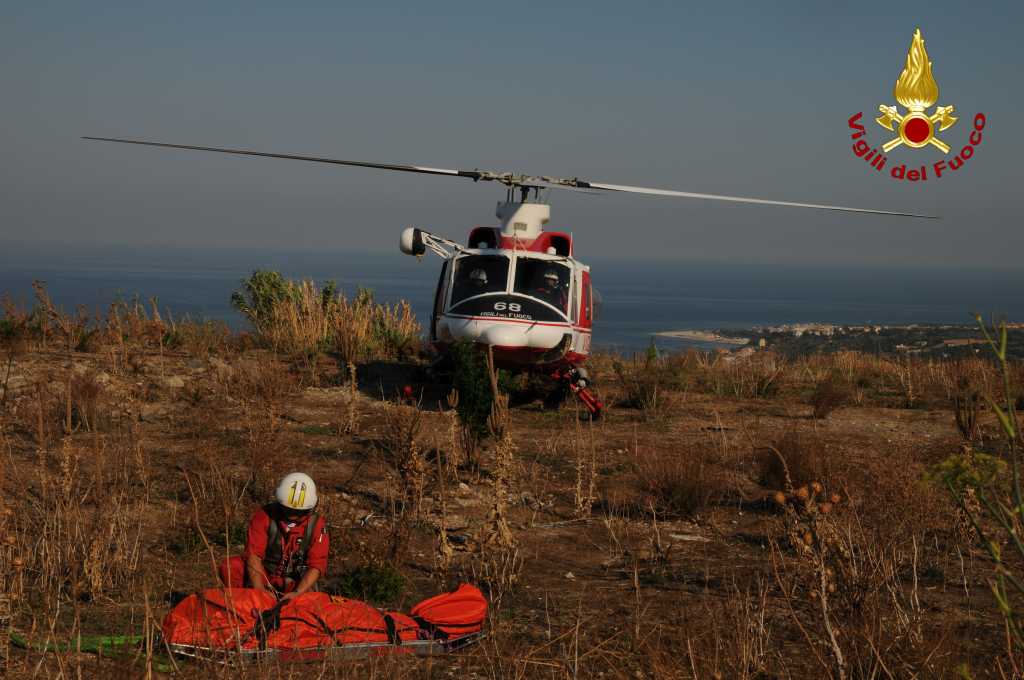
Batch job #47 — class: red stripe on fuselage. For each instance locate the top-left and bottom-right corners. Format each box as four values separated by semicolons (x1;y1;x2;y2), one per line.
442;314;592;333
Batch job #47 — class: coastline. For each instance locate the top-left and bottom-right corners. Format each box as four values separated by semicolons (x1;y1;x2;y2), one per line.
655;330;750;346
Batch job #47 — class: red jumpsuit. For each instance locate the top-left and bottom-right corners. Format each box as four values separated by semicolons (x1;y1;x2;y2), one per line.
218;506;329;593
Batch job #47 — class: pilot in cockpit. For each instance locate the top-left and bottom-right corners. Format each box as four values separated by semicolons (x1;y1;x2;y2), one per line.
534;268;567;311
469;268;488;289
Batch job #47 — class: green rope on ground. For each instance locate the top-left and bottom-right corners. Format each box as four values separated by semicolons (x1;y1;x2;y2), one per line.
10;632;142;654
9;632;176;673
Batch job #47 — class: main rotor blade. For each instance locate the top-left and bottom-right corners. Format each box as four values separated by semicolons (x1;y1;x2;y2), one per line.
82;136;934;218
81;136;484;181
583;181;936;218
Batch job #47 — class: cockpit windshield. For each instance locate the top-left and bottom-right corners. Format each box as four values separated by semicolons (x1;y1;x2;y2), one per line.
450;255;509;306
514;259;570;313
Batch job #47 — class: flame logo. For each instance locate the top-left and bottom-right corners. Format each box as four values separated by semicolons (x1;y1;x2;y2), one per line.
893;29;939;112
876;28;956;154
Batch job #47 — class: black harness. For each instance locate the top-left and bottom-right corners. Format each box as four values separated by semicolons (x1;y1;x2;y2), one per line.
261;504;320;583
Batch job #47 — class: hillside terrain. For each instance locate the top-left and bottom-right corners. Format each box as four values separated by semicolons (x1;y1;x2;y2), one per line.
0;283;1019;678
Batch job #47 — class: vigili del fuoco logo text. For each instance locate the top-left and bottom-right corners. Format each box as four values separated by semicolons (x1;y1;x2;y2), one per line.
848;28;985;182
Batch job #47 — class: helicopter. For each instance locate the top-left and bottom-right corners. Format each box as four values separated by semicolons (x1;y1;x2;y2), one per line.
83;136;934;415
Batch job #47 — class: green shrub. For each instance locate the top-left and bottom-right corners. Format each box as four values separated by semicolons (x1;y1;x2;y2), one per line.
168;520;247;556
218;521;249;552
0;318;20;340
333;564;405;605
167;528;205;556
928;450;1006;494
451;340;494;442
231;270;300;332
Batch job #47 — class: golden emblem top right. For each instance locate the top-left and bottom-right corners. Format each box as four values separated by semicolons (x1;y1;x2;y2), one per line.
876;28;957;154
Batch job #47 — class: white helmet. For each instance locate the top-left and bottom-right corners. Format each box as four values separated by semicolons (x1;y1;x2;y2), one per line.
275;472;318;511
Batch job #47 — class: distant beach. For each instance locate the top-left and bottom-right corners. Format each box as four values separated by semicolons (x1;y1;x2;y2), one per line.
655;330;750;346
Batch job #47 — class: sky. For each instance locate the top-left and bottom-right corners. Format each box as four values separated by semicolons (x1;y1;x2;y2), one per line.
1;1;1022;267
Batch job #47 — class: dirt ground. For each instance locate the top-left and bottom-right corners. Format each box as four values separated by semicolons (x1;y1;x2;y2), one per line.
0;347;1013;678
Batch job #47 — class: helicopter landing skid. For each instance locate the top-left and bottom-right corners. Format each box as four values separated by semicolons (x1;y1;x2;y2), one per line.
551;367;603;418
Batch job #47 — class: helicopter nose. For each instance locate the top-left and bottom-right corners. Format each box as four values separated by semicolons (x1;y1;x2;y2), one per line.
480;325;523;347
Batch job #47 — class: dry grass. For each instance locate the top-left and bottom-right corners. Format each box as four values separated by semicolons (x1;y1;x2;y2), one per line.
377;400;427;520
758;430;833;491
768;478;946;679
634;445;724;518
13;436;145;603
252;279;421;365
165;317;232;357
591;346;1015;414
231;358;300;498
609;351;684;416
810;375;850;419
0;286;1018;677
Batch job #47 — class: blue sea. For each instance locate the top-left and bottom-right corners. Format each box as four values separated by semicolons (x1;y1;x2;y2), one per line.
1;242;1021;354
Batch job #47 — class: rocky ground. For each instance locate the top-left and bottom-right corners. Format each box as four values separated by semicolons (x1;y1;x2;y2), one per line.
0;347;1012;678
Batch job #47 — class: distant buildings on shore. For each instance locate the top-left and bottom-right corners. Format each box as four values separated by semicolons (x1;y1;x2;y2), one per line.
752;323;883;337
750;322;997;338
738;322;1023;359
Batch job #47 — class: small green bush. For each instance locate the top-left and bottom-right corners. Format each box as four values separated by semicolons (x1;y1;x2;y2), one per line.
928;450;1007;494
0;318;20;340
167;528;205;556
168;520;247;556
451;340;494;442
231;270;301;332
220;521;249;552
333;564;405;605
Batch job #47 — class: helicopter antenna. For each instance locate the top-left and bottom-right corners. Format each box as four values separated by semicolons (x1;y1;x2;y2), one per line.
83;136;937;218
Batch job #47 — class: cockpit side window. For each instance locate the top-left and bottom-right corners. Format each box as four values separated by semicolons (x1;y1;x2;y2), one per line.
513;259;570;313
450;255;509;306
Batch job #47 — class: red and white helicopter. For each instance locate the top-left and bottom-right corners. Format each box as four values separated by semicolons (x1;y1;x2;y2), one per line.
83;137;933;415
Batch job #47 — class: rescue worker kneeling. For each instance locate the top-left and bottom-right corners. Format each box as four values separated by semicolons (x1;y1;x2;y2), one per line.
218;472;329;601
